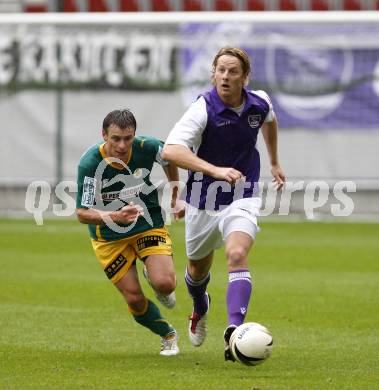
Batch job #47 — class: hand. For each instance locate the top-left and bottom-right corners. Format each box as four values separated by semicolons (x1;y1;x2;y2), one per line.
116;202;144;223
271;165;285;190
171;199;186;221
211;167;243;185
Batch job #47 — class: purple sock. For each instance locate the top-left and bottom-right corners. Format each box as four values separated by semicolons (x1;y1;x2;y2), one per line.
226;269;252;326
185;268;210;316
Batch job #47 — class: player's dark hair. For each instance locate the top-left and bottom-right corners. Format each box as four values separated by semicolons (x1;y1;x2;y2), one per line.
212;47;251;83
102;109;137;134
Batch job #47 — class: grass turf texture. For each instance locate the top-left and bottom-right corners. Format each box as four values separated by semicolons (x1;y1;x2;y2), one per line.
0;219;378;390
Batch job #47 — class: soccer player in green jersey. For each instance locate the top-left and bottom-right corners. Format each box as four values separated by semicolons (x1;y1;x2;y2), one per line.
76;109;180;356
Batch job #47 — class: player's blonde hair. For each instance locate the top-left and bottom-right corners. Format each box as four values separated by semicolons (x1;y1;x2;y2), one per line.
211;47;251;86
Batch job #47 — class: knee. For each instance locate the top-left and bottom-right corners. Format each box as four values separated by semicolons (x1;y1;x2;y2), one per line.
187;262;207;281
226;246;247;267
152;275;176;295
124;292;146;313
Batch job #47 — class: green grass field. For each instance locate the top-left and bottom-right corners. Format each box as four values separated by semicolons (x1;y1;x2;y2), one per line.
0;219;378;390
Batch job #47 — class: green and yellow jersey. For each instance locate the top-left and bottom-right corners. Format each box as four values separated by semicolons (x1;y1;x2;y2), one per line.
76;136;167;241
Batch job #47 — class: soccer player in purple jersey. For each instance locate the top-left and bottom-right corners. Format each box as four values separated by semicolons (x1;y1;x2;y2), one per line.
162;47;285;361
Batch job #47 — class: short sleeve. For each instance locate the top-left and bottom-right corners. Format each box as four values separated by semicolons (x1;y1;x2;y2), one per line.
154;139;169;167
142;137;169;167
253;90;276;123
76;164;97;209
165;97;207;152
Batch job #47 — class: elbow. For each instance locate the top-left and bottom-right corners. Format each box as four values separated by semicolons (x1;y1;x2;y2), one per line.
75;208;87;224
161;145;175;162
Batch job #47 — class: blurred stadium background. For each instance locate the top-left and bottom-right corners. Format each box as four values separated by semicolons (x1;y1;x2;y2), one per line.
0;2;378;221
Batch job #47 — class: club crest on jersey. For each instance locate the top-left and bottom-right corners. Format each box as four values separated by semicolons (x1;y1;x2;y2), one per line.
248;115;261;128
133;168;142;178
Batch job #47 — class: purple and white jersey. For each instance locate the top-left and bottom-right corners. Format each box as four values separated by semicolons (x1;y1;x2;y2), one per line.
166;87;275;211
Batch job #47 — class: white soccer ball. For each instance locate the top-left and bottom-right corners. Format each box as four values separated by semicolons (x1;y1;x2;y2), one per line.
229;322;273;366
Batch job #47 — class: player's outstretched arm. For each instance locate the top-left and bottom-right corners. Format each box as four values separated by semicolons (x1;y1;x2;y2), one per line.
76;203;143;225
162;144;242;185
261;118;285;190
162;145;215;175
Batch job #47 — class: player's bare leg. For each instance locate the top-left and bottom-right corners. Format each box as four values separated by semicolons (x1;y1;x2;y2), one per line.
116;263;147;312
185;252;213;346
143;254;177;309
